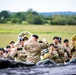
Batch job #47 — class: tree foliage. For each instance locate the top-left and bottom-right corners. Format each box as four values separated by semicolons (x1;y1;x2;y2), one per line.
0;10;10;19
50;15;76;25
0;9;76;25
26;9;44;24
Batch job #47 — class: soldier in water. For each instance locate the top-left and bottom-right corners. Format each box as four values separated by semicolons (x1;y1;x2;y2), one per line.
63;39;71;62
41;43;64;63
0;48;5;58
24;34;49;63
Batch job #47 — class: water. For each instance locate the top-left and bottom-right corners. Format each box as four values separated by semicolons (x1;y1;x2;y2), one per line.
0;58;76;75
0;64;76;75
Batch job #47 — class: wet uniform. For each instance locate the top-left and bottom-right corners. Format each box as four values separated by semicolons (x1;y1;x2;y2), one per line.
14;50;27;62
41;49;63;63
24;41;48;63
63;45;72;62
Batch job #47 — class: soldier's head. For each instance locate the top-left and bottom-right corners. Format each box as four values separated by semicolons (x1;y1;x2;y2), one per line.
49;43;54;50
63;39;69;46
10;41;15;48
53;36;59;44
19;39;25;47
38;40;43;43
6;45;11;52
31;34;39;42
0;48;5;56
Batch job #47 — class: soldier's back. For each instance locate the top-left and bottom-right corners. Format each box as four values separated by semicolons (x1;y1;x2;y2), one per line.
24;41;48;63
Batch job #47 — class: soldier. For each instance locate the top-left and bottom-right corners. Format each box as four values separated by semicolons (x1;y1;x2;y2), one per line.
53;36;61;48
14;50;27;62
14;34;29;50
53;36;61;47
39;40;49;60
3;46;14;60
10;41;15;48
13;35;29;62
53;36;68;63
24;34;49;63
63;39;71;53
5;45;11;52
14;39;24;49
41;43;54;60
0;48;5;58
41;43;63;63
52;46;64;63
63;39;71;62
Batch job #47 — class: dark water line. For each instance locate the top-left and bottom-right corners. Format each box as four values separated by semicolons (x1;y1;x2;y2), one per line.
0;58;76;75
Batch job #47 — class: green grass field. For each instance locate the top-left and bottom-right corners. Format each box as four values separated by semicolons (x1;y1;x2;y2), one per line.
0;24;76;47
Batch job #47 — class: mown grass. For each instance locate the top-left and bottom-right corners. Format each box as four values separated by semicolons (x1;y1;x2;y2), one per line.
0;24;76;47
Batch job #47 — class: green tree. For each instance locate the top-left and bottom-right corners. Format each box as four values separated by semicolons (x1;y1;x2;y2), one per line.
11;18;22;24
0;10;10;19
50;15;67;25
67;17;76;25
0;18;5;23
15;12;26;20
26;9;44;24
33;15;44;24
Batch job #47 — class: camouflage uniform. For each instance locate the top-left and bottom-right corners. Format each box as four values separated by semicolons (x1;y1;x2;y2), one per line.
3;52;14;60
51;50;62;63
53;44;65;63
36;44;70;63
24;41;48;63
55;43;71;62
14;50;27;62
13;40;27;62
41;48;63;63
3;48;16;60
63;45;72;62
0;52;4;58
41;43;65;63
3;46;27;62
11;45;27;62
57;46;65;63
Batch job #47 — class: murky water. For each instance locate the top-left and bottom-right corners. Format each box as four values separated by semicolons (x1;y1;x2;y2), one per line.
0;58;76;75
0;64;76;75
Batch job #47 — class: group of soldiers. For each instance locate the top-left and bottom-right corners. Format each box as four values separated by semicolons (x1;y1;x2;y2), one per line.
0;31;76;64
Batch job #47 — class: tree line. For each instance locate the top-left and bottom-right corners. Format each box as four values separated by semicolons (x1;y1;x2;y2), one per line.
0;9;76;25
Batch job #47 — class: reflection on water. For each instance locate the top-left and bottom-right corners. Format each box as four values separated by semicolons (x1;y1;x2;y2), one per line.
0;58;76;75
0;64;76;75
